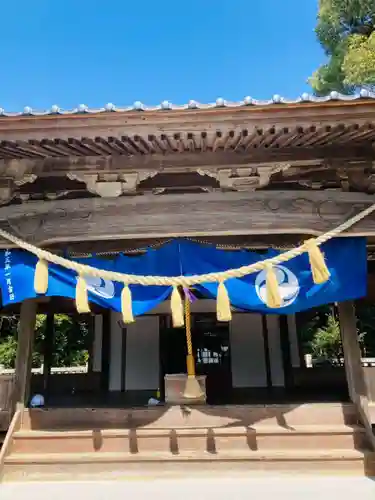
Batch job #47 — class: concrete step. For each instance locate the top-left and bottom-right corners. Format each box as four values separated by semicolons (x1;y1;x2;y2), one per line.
11;425;368;454
20;403;359;431
3;449;375;482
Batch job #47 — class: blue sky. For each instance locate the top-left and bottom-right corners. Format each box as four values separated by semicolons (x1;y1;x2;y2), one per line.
1;1;323;111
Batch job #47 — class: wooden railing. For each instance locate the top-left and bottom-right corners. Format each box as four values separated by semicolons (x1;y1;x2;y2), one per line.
355;395;375;451
338;302;375;452
0;375;14;410
0;365;89;375
0;404;22;480
0;375;14;431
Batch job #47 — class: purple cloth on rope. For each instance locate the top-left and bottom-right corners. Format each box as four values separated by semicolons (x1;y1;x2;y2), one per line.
183;287;197;303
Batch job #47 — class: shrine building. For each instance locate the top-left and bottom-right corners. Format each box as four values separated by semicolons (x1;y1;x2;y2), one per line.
0;92;375;480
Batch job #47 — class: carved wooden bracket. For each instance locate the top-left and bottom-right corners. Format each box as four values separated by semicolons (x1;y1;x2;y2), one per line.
14;173;37;187
0;185;14;205
337;162;375;193
0;174;37;205
67;171;158;197
197;163;291;191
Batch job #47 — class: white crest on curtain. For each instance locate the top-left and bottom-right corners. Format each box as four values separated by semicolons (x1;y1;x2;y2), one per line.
255;265;299;308
84;275;115;299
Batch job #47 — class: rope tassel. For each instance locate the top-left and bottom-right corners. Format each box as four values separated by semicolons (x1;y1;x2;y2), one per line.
184;375;204;399
121;284;134;323
265;263;282;309
34;258;49;294
76;274;90;314
216;281;232;322
171;286;184;327
305;239;331;284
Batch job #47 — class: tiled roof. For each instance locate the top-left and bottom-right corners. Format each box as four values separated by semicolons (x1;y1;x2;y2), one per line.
1;90;375;117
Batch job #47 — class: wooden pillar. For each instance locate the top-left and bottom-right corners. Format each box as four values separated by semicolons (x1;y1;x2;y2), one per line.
337;301;368;404
87;314;95;373
279;315;292;389
42;312;54;398
101;311;111;392
13;300;37;410
92;315;103;373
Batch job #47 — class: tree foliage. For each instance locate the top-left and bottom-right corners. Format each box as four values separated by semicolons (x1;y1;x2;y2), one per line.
308;312;366;363
310;0;375;94
308;313;344;363
0;314;89;369
300;302;372;364
0;336;17;369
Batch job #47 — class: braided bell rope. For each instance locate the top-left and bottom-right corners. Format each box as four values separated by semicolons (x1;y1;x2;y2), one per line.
0;202;374;286
185;297;193;356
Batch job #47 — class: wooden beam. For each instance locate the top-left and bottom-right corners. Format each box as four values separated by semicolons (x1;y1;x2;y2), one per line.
55;234;306;256
1;190;375;247
0;146;373;177
12;300;37;409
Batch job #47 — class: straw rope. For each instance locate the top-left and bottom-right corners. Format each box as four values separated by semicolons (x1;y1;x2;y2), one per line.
0;202;374;286
183;295;203;398
185;297;193;356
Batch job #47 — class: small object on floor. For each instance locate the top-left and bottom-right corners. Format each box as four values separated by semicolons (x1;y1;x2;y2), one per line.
148;397;160;406
30;394;45;408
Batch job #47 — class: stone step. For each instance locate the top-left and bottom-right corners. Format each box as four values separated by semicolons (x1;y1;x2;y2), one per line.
20;403;359;431
3;449;375;482
11;425;368;454
4;404;370;482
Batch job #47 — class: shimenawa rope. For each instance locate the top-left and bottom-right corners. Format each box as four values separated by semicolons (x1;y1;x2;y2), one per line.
0;202;374;324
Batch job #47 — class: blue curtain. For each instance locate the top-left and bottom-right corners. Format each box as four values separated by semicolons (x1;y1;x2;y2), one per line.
0;237;367;315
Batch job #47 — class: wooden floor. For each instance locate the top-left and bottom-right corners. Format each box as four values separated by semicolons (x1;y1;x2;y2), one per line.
41;388;350;409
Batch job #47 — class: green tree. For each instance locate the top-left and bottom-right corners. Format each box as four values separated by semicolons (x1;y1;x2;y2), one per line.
308;311;366;364
309;313;344;363
0;336;17;368
0;313;89;369
310;0;375;94
298;304;332;350
48;314;89;367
